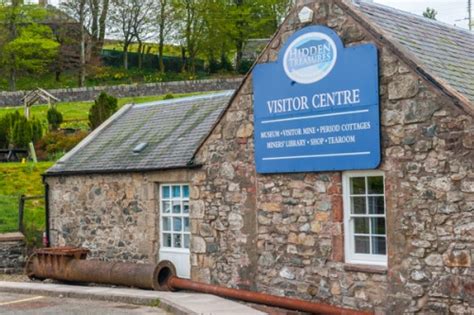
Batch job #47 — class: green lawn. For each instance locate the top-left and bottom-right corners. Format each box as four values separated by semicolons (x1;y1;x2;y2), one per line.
0;162;53;246
1;92;202;130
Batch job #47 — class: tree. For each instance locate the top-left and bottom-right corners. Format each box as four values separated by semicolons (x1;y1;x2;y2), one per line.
423;7;437;20
156;0;174;72
88;92;118;130
227;0;291;71
0;2;60;90
130;0;157;69
172;0;206;73
88;0;110;58
109;0;137;69
61;0;90;87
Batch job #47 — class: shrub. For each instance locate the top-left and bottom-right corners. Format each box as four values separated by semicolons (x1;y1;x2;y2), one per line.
35;130;88;160
88;92;118;130
163;93;174;100
0;111;22;149
237;59;254;74
31;117;44;143
11;116;33;148
47;107;63;131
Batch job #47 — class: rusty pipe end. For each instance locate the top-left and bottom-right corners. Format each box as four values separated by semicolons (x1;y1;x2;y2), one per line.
155;260;178;291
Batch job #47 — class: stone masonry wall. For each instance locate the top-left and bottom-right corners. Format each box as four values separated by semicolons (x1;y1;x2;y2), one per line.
0;77;242;107
46;169;193;263
191;1;473;313
0;233;26;274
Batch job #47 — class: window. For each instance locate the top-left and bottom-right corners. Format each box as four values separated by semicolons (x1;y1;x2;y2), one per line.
160;184;190;251
343;171;387;266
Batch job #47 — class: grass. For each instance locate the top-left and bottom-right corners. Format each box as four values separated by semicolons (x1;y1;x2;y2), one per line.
0;92;203;130
0;162;54;246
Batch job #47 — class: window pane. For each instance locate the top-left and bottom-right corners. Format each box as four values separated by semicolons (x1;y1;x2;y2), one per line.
183;201;189;214
172;201;181;214
371;217;386;235
368;176;384;194
163;233;172;247
173;217;182;232
355;236;370;254
162;186;170;199
173;234;182;248
351;197;366;214
354;218;369;234
350;177;365;194
184;234;190;249
163;217;171;231
162;201;171;213
184;217;190;232
368;196;384;214
172;185;181;198
183;185;189;198
372;236;386;255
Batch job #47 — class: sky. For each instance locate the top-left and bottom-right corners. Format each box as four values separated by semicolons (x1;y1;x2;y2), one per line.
375;0;471;29
44;0;471;30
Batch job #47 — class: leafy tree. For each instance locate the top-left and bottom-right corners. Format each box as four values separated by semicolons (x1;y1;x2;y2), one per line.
47;107;64;131
88;92;118;130
423;7;437;20
0;2;60;91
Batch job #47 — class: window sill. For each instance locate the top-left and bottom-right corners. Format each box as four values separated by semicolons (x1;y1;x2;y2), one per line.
343;263;387;274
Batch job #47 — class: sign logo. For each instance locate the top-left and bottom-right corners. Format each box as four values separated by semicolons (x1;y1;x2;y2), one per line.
283;32;337;84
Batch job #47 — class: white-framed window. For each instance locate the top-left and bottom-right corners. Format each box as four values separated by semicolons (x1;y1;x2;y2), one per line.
343;171;387;266
160;184;190;252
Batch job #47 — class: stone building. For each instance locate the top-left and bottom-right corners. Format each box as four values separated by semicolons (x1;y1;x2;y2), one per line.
45;0;473;313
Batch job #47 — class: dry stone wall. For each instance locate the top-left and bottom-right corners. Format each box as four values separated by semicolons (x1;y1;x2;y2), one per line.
0;78;242;107
191;1;473;313
0;233;26;274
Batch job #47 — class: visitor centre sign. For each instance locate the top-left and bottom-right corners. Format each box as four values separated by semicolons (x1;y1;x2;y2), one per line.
252;25;381;173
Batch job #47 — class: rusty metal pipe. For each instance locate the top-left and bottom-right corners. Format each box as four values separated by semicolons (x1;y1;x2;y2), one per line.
156;261;373;315
26;247;160;290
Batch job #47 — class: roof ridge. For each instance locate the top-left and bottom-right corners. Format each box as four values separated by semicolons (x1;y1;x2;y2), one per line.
357;0;474;36
133;90;235;108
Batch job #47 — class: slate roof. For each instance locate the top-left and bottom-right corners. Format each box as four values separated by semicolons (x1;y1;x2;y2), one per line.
46;91;233;174
357;1;474;104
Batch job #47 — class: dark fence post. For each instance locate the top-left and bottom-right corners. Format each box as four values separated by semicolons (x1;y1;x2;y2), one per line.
18;195;25;233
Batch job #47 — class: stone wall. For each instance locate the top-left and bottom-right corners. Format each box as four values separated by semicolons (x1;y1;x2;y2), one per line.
46;169;194;263
0;77;242;107
191;1;473;314
0;233;26;274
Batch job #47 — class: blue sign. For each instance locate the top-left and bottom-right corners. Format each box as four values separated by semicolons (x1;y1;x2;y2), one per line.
252;25;380;173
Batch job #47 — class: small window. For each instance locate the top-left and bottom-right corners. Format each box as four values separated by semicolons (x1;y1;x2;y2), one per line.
343;171;387;266
160;184;190;250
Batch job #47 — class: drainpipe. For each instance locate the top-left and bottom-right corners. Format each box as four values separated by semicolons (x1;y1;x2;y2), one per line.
42;176;50;247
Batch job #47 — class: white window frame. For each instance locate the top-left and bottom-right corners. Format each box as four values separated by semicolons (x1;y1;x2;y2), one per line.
159;183;190;254
343;170;387;266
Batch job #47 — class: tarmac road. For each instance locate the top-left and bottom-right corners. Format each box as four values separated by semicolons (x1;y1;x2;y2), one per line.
0;292;168;315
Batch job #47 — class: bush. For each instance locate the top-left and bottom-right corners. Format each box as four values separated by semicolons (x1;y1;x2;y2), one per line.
88;92;118;130
163;93;174;100
237;59;254;74
35;130;88;160
47;107;63;131
0;111;22;149
31;117;44;143
11;116;33;148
